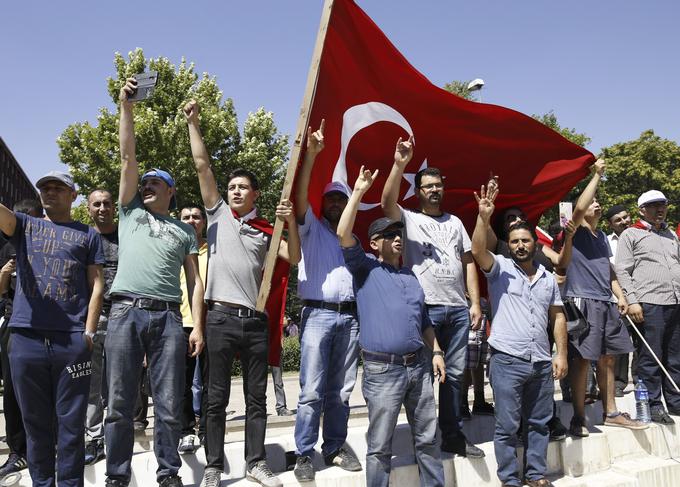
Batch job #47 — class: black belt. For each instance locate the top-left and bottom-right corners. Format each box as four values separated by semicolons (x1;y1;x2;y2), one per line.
208;301;267;321
361;348;422;367
303;299;357;314
111;296;180;311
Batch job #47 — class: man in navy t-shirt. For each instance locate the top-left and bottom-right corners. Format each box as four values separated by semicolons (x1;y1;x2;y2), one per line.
0;171;105;487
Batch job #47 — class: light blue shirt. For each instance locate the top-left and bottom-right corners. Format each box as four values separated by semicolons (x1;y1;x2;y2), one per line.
297;207;354;302
485;254;562;362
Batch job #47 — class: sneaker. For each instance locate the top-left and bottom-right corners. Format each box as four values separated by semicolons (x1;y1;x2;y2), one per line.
0;453;28;477
133;421;147;432
472;401;495;416
84;440;106;465
201;468;222;487
569;415;589;437
276;407;295;417
105;479;129;487
548;417;567;441
158;475;183;487
441;437;485;458
526;478;554;487
178;434;200;454
651;408;675;425
324;447;362;471
604;411;649;430
293;456;315;482
246;461;282;487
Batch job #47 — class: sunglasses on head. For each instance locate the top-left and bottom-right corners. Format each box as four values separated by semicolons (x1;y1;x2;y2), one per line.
376;229;403;240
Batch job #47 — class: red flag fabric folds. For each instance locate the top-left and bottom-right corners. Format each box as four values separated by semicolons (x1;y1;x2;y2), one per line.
302;0;595;242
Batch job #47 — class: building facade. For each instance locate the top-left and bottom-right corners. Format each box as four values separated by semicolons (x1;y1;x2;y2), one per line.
0;137;38;210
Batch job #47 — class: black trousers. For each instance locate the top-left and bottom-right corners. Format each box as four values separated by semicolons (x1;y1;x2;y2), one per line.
0;323;26;456
204;310;269;470
180;328;208;437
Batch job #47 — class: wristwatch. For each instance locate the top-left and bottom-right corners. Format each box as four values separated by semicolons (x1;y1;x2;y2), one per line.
84;330;96;340
433;351;445;357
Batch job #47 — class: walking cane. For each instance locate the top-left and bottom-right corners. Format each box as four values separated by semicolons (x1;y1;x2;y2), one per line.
625;314;680;393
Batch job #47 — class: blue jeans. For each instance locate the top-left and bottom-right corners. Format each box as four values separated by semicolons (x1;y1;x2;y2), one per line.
362;352;444;487
426;304;469;441
294;307;360;457
490;351;553;486
104;304;186;483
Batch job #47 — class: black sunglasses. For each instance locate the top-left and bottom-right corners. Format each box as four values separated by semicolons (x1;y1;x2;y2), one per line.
377;229;403;240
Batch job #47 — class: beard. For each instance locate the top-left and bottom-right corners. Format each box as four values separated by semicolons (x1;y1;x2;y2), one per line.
510;247;535;263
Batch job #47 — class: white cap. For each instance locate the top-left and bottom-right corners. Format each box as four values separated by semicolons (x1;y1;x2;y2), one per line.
323;181;350;198
637;190;667;208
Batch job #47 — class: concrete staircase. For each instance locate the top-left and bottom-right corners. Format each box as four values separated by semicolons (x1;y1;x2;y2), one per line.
2;383;680;486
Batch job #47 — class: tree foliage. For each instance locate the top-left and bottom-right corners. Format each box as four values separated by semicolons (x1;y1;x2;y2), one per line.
58;49;288;221
442;80;475;100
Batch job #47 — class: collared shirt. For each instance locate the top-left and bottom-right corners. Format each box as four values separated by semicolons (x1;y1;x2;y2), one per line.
484;255;562;362
297;207;354;302
615;222;680;305
607;232;619;265
343;242;430;355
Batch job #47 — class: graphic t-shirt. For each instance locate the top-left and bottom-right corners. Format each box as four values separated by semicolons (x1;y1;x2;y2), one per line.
100;230;119;303
401;208;471;306
110;194;198;303
9;213;104;331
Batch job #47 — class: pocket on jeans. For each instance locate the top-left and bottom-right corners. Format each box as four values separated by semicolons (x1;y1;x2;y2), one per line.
363;360;389;375
109;304;131;320
492;351;516;366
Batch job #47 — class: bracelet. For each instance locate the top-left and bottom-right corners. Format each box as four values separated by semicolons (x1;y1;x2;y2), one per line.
433;351;445;357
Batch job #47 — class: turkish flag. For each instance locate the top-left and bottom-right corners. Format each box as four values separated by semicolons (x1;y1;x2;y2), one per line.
300;0;595;241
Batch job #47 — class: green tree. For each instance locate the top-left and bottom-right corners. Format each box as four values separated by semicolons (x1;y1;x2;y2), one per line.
442;80;475;100
599;130;680;225
58;48;288;220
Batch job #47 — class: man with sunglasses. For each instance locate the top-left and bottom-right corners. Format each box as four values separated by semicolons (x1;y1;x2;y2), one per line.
381;137;484;458
615;190;680;424
339;166;447;487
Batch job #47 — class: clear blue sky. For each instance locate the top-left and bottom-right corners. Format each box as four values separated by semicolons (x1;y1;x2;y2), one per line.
1;0;678;186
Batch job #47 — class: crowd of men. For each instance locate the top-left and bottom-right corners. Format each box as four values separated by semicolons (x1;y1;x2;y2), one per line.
1;78;679;487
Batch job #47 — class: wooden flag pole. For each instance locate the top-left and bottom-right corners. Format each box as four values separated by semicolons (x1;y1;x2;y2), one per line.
256;0;336;312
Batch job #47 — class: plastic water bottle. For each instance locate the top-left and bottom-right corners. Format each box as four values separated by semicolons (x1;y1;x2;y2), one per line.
634;379;651;423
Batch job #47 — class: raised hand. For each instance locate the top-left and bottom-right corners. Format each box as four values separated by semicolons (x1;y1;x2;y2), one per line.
276;199;295;224
592;158;606;176
183;99;200;124
487;171;499;194
394;135;414;169
119;77;138;106
307;119;325;156
353;165;379;194
474;183;499;222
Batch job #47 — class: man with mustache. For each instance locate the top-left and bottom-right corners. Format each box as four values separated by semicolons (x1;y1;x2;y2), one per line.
339;166;447;487
615;189;680;424
291;120;362;482
471;184;567;487
557;161;642;437
381;137;484;458
105;78;205;487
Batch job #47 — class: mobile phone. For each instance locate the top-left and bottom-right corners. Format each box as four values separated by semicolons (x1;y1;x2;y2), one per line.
559;202;573;228
128;71;158;102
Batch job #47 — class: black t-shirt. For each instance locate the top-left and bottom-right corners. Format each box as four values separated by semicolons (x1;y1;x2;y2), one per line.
0;241;16;320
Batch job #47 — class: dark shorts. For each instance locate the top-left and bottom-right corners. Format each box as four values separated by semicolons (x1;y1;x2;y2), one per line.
568;297;634;361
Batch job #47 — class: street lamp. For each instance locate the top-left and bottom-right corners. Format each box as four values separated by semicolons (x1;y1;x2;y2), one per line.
467;78;485;102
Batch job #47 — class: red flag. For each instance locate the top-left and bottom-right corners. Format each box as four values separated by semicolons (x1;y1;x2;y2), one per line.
301;0;595;243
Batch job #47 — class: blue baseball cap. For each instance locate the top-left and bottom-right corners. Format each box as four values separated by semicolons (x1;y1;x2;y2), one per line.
141;168;177;210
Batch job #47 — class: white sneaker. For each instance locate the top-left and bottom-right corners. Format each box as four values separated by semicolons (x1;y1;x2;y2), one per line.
246;461;282;487
201;467;221;487
178;434;200;454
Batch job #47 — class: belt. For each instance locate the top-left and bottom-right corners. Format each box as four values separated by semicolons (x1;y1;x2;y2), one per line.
111;296;180;311
302;299;357;314
361;349;421;367
208;301;267;321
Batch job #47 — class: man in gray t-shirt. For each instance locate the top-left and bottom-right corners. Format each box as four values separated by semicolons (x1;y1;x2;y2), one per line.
185;100;300;487
381;137;484;458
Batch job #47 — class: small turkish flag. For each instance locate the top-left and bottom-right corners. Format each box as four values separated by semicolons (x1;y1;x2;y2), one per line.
301;0;595;243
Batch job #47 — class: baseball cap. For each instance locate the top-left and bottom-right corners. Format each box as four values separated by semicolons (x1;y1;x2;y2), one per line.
323;181;350;198
637;190;667;208
141;168;177;210
367;217;403;240
36;171;76;190
604;204;628;221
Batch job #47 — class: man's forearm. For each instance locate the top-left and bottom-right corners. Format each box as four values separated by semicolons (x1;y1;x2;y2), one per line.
380;163;404;220
337;191;363;247
85;287;103;334
553;313;567;358
189;280;205;332
465;260;481;306
422;326;443;352
0;271;11;295
295;153;317;221
188;122;211;171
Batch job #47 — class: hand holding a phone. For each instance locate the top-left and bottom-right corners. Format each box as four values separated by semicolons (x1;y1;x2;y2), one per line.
119;77;138;106
0;258;15;276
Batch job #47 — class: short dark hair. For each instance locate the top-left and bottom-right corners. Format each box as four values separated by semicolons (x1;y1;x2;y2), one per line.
179;204;206;220
14;199;43;217
227;169;260;191
88;188;113;201
415;167;442;189
507;220;537;241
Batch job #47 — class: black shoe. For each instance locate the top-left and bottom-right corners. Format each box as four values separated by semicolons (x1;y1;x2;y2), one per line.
105;479;129;487
441;437;485;458
293;456;315;482
84;440;106;465
548;417;567;441
324;447;362;471
276;407;295;417
651;408;675;425
460;404;472;421
472;401;495;416
0;453;28;477
158;475;183;487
